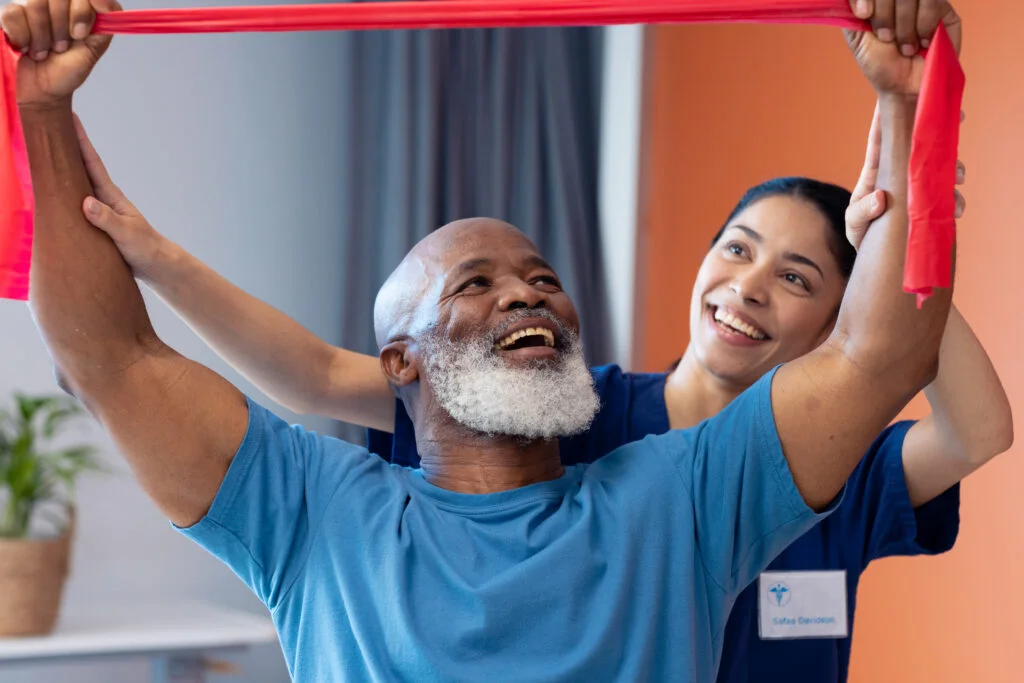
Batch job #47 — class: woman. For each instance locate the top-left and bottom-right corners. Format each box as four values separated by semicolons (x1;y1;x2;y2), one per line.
75;103;1011;683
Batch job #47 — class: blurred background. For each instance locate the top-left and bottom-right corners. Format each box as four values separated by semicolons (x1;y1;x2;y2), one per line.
0;0;1018;680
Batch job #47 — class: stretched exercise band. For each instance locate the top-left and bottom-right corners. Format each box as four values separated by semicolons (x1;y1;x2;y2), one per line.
0;1;964;306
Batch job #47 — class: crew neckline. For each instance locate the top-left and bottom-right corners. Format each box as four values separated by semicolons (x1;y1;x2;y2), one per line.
405;467;580;512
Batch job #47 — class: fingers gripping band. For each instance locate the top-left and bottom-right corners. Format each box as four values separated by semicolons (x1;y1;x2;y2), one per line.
0;1;964;306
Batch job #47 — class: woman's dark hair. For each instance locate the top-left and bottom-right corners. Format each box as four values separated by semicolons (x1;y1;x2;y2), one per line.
710;176;857;280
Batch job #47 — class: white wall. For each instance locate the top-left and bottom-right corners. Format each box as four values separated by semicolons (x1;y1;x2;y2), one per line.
0;6;348;682
598;25;644;369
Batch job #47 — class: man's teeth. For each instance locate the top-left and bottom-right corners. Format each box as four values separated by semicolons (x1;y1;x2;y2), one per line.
494;327;556;350
713;309;766;340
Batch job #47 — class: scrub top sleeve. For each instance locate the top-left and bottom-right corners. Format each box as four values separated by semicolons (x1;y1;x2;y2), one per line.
835;420;961;568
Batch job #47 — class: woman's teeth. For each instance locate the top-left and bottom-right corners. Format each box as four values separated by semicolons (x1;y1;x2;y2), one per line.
713;308;766;340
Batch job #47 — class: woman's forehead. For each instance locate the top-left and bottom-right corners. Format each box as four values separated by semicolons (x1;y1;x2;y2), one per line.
727;196;833;254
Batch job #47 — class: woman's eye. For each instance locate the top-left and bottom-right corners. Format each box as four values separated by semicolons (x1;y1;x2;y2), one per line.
784;273;809;290
726;242;746;257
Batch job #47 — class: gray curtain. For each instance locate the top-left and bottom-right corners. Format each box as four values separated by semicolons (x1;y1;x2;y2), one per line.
335;27;610;442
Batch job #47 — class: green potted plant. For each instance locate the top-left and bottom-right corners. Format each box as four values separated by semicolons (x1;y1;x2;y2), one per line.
0;393;105;637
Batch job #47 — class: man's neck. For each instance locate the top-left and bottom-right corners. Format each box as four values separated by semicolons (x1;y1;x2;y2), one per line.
664;347;745;431
416;423;564;494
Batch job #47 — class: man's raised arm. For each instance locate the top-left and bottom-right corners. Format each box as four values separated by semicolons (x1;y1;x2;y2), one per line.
6;0;248;527
774;4;963;511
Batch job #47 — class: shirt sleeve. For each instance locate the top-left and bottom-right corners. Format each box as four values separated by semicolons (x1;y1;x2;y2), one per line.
652;366;840;596
833;420;960;569
177;397;388;609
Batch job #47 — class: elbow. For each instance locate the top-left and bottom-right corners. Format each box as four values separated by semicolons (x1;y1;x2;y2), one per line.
971;407;1015;465
955;404;1015;467
833;336;940;398
50;331;168;402
992;401;1015;457
53;366;78;398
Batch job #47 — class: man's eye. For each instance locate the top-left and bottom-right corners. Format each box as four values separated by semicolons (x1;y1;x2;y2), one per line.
533;276;561;288
460;277;489;291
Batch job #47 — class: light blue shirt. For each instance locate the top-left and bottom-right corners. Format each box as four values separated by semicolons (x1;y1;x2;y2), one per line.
180;367;835;682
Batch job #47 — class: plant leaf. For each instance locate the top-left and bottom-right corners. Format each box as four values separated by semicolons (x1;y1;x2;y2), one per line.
41;402;86;439
0;393;102;537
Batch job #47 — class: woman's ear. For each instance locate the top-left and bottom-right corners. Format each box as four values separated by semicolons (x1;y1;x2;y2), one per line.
380;341;419;387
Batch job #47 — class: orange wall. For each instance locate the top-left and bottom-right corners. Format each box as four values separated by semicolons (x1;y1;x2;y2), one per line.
636;5;1024;682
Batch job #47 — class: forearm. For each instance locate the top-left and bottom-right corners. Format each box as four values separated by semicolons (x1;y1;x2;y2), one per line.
23;105;160;388
922;305;1013;462
143;243;339;414
832;94;952;395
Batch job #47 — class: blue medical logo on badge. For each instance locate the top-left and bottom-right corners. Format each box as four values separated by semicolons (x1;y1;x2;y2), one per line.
768;582;791;607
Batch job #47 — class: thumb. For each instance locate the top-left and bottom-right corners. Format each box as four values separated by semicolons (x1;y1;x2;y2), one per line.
83;0;122;58
73;112;137;215
845;190;886;250
82;196;125;237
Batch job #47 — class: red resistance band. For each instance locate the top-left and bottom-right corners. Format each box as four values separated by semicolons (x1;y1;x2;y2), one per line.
0;0;964;306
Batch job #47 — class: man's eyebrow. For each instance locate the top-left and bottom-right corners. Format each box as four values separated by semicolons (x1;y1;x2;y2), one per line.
450;257;493;279
523;255;556;273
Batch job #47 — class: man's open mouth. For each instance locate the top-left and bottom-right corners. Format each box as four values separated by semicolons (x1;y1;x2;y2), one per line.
493;327;556;352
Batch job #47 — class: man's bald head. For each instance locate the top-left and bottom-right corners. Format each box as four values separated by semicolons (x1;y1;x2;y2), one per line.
373;218;538;348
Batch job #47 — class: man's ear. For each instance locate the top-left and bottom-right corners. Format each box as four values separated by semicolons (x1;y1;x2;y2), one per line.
380;340;420;387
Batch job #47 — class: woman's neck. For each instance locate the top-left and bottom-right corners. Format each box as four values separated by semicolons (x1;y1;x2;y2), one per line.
664;346;747;431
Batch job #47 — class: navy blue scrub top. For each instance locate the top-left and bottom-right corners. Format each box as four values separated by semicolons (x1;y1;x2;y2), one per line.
367;365;961;683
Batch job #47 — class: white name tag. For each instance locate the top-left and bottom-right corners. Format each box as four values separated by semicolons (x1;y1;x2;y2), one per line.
758;570;849;640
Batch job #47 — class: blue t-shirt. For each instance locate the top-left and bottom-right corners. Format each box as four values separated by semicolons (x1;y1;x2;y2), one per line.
370;365;961;683
180;368;835;682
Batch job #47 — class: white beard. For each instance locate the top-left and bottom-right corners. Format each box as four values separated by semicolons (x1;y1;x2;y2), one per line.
420;319;600;440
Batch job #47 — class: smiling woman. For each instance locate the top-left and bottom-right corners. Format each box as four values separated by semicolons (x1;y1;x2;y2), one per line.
686;177;855;391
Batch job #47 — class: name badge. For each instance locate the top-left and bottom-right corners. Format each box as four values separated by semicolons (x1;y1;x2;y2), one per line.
758;570;849;640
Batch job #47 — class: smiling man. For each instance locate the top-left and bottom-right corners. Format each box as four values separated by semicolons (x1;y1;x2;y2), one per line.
8;0;961;680
374;218;602;449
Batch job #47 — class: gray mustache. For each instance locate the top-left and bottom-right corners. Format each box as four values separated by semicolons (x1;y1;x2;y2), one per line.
490;308;572;345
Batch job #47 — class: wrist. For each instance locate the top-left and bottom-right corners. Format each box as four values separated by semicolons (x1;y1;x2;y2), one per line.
877;93;918;119
18;97;74;119
143;238;185;286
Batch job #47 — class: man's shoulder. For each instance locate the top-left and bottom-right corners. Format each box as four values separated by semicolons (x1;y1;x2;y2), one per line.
245;397;379;463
